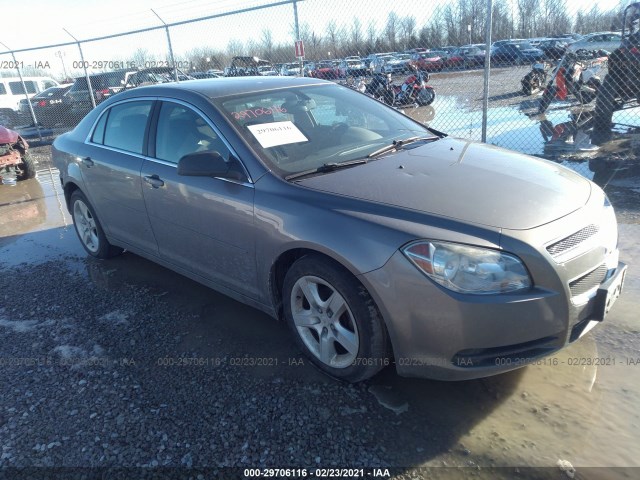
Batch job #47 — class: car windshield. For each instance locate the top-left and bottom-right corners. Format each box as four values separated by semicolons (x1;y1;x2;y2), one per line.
215;84;437;177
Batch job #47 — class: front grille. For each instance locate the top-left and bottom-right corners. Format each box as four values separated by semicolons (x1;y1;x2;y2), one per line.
569;264;608;297
547;224;600;258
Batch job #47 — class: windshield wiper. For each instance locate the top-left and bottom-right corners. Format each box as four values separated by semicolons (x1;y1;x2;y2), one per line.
367;136;438;159
285;159;368;181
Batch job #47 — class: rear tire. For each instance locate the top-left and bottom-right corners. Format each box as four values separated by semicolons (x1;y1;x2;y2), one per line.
282;255;389;383
70;190;123;259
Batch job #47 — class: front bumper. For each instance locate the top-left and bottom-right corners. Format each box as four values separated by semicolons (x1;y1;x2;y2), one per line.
359;190;623;380
362;253;624;380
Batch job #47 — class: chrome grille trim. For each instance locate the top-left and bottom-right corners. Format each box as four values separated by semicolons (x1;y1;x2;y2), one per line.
569;264;607;297
547;224;600;258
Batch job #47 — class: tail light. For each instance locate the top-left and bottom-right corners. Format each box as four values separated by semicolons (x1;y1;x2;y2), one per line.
95;88;110;100
37;100;46;107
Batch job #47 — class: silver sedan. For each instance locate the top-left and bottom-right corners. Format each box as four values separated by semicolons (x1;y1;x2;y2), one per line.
53;77;626;382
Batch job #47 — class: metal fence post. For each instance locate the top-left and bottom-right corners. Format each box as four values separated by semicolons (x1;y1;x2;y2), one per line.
152;9;179;82
293;0;302;75
63;29;96;109
481;0;493;143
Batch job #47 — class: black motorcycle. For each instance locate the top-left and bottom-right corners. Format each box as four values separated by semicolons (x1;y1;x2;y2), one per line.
364;73;395;105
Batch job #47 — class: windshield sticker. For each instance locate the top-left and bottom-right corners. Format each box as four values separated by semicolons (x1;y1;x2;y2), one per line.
232;105;286;121
247;121;308;148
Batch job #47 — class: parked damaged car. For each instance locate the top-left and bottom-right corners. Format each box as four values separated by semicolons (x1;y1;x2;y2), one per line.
0;125;35;182
53;77;626;383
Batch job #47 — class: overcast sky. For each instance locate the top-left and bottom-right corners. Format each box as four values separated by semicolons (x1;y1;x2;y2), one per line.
0;0;621;77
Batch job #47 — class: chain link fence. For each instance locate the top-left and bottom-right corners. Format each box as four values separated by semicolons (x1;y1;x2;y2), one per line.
2;0;639;183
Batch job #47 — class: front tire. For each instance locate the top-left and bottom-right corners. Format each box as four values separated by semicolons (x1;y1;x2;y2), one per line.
16;151;36;180
282;255;389;382
592;74;619;145
70;190;123;259
417;88;435;106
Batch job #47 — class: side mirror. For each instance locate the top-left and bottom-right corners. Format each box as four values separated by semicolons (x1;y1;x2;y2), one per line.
177;151;244;180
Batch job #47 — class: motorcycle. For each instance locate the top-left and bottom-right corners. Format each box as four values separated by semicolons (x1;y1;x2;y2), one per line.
392;68;436;106
521;62;547;96
364;72;395;105
537;51;608;113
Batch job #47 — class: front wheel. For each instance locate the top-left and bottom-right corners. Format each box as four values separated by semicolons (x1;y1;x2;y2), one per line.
417;88;435;106
592;74;619;145
16;151;36;180
282;255;389;382
70;190;123;259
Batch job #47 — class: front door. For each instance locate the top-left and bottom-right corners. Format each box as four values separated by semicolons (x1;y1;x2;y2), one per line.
140;100;258;298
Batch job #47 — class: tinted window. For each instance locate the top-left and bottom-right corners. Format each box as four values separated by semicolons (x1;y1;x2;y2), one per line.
43;80;57;89
9;81;37;94
102;101;152;154
155;102;229;163
92;110;109;144
0;84;6;95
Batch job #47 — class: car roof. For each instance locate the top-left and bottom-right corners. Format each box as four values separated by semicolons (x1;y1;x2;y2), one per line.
112;76;331;100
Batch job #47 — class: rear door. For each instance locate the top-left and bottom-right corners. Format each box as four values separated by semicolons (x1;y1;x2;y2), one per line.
80;99;158;255
140;100;258;298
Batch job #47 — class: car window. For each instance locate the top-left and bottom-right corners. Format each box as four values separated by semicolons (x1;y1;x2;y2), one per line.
155;102;230;164
9;81;37;95
92;110;109;144
43;80;57;89
101;101;153;154
0;84;6;95
217;84;433;176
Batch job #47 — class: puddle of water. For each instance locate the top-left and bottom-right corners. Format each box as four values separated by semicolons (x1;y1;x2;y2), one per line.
0;168;85;269
405;94;640;181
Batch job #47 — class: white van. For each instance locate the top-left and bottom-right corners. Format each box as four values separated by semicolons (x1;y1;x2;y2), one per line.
0;76;59;126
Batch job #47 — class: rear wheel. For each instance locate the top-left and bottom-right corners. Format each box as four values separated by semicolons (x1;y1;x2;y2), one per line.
70;190;123;259
282;255;389;382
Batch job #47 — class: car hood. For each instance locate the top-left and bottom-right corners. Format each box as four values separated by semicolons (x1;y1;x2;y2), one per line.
294;138;592;230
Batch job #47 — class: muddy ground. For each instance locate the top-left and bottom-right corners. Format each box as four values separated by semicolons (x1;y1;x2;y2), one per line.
1;74;639;479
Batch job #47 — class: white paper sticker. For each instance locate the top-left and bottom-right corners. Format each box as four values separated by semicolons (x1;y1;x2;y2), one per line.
246;121;308;148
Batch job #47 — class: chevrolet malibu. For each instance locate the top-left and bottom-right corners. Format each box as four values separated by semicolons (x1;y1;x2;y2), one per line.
52;77;626;382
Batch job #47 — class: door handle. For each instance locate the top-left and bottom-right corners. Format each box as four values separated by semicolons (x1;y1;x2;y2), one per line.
82;157;94;167
143;174;165;188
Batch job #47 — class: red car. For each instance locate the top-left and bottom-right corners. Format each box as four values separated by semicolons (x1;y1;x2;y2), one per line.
0;125;35;183
410;51;445;72
309;61;339;80
446;47;485;69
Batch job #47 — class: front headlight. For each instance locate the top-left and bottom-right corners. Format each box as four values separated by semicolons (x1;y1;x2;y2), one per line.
402;241;532;295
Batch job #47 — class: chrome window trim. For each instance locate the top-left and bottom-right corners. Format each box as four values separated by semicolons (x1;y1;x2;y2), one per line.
84;97;155;147
84;96;253;185
154;97;253;184
83;97;253;188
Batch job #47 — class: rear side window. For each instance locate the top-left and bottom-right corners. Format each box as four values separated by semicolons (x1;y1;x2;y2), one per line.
101;101;153;154
9;81;37;94
91;110;109;144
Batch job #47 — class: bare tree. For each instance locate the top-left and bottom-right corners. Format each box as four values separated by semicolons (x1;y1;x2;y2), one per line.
350;18;364;55
400;16;417;50
385;12;399;51
260;29;274;59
